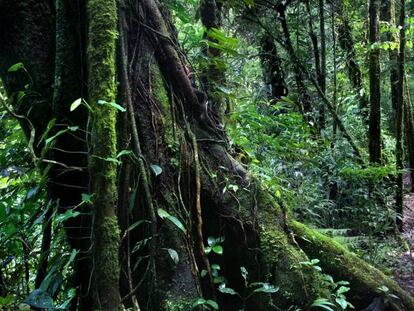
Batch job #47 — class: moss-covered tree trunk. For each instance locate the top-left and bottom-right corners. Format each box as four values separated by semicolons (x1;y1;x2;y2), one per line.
1;1;414;311
87;0;122;309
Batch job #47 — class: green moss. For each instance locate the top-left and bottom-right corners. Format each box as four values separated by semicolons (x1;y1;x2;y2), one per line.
164;297;195;311
87;0;121;309
290;221;414;310
150;64;181;155
258;223;327;308
94;216;121;308
233;185;328;309
152;66;169;109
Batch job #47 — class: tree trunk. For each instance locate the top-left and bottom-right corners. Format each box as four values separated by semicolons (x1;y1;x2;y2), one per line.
305;0;324;131
368;0;382;164
319;0;327;129
395;0;405;232
200;0;227;126
403;75;414;192
87;0;122;308
277;3;313;120
260;34;288;101
328;0;369;116
1;1;414;310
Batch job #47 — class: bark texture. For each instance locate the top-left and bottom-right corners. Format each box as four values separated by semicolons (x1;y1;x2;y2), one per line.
1;1;414;311
87;0;122;308
368;0;382;164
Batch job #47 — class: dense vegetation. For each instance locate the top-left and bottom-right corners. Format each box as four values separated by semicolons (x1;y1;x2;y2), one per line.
1;0;414;310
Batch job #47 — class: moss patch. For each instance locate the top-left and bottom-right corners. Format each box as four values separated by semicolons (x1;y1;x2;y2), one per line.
290;220;414;310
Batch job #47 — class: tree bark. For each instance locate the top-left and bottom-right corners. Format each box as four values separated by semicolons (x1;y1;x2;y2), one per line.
200;0;227;126
277;3;313;120
395;0;405;232
260;34;288;101
368;0;382;164
403;76;414;192
87;0;122;309
328;0;369;116
319;0;327;129
2;1;414;310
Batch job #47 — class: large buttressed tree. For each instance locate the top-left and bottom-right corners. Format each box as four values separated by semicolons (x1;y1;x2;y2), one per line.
1;0;414;310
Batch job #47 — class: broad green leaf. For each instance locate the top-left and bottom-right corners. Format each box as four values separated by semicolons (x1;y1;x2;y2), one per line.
150;164;163;176
311;298;335;311
117;150;133;158
56;209;80;223
8;62;25;72
157;208;170;219
218;285;237;295
70;98;83;111
166;248;179;264
157;208;186;233
0;176;9;190
108;101;126;112
81;193;93;204
253;283;279;294
24;289;54;309
97;99;126;112
212;245;223;255
205;300;219;310
207;236;216;246
192;298;206;309
335;297;348;310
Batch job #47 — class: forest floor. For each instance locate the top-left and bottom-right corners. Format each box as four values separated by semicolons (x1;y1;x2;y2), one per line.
394;176;414;294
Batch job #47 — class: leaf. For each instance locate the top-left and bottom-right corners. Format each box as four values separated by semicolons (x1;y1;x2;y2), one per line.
157;208;186;233
0;177;9;190
125;220;148;234
108;101;126;112
70;98;83;112
26;187;39;200
218;285;237;295
23;289;54;309
166;248;179;264
117;150;133;158
240;266;248;281
192;298;207;309
200;269;208;278
205;300;219;310
57;288;76;309
8;62;25;72
157;208;170;219
92;155;122;165
81;193;93;204
167;215;186;233
63;250;79;273
211;264;220;270
150;164;163;176
336;286;350;295
0;295;14;306
56;209;80;223
207;236;216;246
335;297;348;310
253;283;279;294
97;99;126;112
212;245;223;255
311;298;335;311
